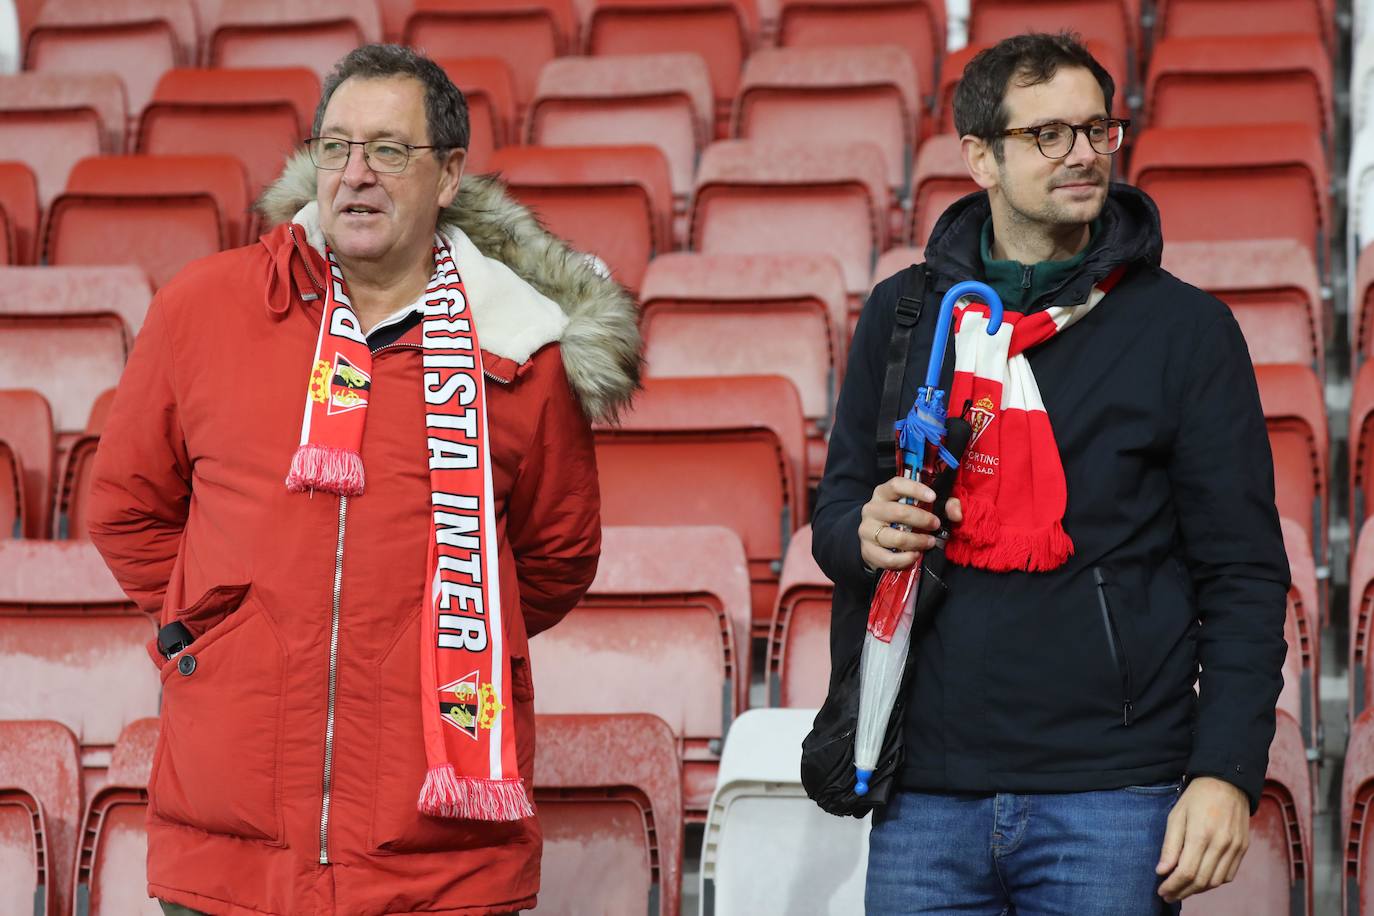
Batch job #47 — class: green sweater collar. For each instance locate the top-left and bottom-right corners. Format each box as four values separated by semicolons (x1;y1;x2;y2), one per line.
979;218;1098;312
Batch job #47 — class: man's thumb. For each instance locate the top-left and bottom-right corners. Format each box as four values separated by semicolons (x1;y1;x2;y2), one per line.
1157;809;1186;874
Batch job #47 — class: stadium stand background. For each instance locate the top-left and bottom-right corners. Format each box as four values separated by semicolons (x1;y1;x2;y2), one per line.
0;0;1359;912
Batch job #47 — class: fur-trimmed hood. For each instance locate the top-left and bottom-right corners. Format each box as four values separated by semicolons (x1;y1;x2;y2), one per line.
257;152;641;423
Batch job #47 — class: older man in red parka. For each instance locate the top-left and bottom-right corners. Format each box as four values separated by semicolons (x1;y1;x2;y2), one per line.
87;44;640;916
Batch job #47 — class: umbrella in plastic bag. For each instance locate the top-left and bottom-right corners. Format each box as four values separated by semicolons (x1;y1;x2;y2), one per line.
854;280;1004;796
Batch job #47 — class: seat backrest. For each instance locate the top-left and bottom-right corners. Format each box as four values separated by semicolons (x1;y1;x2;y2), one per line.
527;53;712;198
489;144;672;293
0;389;55;540
1356;242;1374;361
1154;0;1329;44
585;0;758;119
909;132;977;248
438;57;517;174
767;524;834;707
0;72;127;209
0;720;82;916
968;0;1136;64
1146;34;1331;138
734;44;918;195
209;0;382;78
1351;361;1374;534
0;441;21;539
1129;124;1328;263
1344;707;1374;915
26;0;196;118
534;713;683;916
0;264;153;343
691;139;890;295
1160;239;1322;368
71;717;158;916
775;0;944;104
45;154;250;288
405;0;578;106
640;251;848;425
0;161;39;265
1255;363;1327;559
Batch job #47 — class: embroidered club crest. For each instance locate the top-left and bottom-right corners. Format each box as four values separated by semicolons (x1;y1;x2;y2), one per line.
326;354;371;415
438;671;505;740
967;396;997;448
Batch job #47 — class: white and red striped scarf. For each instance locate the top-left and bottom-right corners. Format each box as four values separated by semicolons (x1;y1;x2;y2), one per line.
286;235;532;822
946;267;1125;572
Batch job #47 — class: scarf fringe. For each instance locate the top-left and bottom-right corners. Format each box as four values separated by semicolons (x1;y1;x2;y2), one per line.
948;492;1074;572
419;764;534;821
285;443;365;496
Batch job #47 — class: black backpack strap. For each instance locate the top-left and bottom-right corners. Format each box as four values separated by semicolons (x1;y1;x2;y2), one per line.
875;264;927;481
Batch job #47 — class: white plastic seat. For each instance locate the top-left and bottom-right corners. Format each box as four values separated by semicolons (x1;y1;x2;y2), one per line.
701;708;869;914
1349;126;1374;321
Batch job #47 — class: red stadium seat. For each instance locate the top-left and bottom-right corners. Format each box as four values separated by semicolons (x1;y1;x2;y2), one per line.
530;527;751;817
733;45;919;198
1356;242;1374;364
584;0;758;131
690;139;889;298
43;154;251;289
137;67;321;198
909;133;978;249
0;162;38;265
0;720;82;916
527;53;713;200
72;717;159;916
437;58;517;175
1351;360;1374;534
968;0;1138;71
640;252;848;481
1276;518;1318;758
0;440;21;539
774;0;945;108
593;375;806;631
1207;710;1311;915
25;0;197;122
1255;364;1327;564
1128;124;1329;269
1350;520;1374;718
1146;35;1331;141
1154;0;1331;45
874;245;921;282
208;0;382;79
936;39;1129;136
0;73;127;209
1160;239;1323;370
766;525;834;707
0;541;159;799
489;145;672;293
1339;709;1374;915
0;390;55;540
534;714;683;915
404;0;577;110
58;388;118;541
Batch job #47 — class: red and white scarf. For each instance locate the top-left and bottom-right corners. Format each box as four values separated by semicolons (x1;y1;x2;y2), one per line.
945;267;1125;572
286;236;533;822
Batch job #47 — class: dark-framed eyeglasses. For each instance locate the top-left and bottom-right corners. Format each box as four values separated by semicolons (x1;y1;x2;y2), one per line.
305;136;440;173
995;118;1131;159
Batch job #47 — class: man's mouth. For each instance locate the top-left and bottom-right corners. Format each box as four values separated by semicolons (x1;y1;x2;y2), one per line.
341;205;381;215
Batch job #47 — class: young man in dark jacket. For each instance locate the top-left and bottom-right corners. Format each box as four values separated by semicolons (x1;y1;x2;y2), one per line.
812;32;1289;913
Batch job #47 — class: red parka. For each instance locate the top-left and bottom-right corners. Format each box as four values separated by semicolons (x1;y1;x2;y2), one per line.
87;155;641;915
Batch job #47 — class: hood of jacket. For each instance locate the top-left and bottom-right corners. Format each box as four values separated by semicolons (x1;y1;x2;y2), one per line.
257;151;641;423
922;183;1164;310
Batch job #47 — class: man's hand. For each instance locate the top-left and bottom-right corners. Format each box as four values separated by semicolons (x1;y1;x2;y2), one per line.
858;477;963;572
1156;776;1251;903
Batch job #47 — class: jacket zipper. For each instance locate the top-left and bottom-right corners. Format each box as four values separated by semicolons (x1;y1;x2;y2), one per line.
370;340;511;383
287;225;325;295
1093;567;1134;726
1020;264;1033;289
319;494;347;864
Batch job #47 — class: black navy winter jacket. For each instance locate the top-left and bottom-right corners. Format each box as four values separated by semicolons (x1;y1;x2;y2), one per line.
812;184;1290;809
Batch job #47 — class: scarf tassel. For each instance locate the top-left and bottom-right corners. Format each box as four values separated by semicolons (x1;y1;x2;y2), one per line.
285;443;365;496
948;492;1074;572
419;764;534;821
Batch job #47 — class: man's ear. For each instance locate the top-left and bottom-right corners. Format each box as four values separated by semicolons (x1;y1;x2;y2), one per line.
961;134;999;192
437;147;467;210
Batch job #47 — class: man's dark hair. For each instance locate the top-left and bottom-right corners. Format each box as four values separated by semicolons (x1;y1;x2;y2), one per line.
313;44;470;154
952;32;1114;159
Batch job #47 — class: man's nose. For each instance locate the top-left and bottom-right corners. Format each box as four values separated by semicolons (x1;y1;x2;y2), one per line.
342;144;376;187
1064;128;1100;169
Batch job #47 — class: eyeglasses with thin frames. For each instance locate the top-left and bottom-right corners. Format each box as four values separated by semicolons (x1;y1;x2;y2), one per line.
305;136;442;173
995;118;1131;159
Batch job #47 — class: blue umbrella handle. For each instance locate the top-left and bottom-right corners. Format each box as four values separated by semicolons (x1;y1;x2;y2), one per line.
924;280;1005;390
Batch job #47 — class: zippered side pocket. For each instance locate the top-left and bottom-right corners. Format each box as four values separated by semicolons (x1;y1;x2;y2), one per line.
1094;567;1135;726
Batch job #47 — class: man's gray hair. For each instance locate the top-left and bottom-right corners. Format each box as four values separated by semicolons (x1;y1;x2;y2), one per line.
312;44;470;153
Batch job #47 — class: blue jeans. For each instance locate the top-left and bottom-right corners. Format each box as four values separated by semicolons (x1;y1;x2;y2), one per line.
867;784;1185;915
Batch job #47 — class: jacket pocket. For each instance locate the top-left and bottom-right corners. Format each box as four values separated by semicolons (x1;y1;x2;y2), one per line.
369;611;534;855
149;587;286;843
1094;567;1135;727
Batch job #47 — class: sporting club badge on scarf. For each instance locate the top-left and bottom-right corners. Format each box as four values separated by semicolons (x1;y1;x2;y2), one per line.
287;237;533;822
945;267;1125;573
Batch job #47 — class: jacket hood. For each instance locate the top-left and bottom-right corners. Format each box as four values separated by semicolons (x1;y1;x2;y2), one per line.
257;151;642;423
922;183;1164;309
